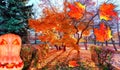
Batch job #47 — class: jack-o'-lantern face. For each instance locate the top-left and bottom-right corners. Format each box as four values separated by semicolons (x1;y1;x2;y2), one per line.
0;34;24;70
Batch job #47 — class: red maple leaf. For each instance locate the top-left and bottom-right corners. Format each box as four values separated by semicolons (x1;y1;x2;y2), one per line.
99;3;117;21
94;23;112;42
68;2;85;20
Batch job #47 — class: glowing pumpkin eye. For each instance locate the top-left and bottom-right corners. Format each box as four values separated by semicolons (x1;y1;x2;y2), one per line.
0;39;7;45
12;39;19;45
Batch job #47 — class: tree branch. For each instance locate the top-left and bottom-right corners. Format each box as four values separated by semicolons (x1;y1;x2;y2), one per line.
77;13;98;44
47;0;56;13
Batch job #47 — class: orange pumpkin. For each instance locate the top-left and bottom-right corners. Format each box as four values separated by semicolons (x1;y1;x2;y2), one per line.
0;33;24;70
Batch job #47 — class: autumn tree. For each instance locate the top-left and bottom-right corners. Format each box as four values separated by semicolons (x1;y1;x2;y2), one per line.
67;1;96;50
29;9;79;51
96;3;118;51
29;0;119;51
29;1;93;52
67;2;118;50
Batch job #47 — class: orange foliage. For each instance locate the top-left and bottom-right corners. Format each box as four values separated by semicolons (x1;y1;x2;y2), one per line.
39;30;58;43
94;23;112;42
68;60;79;67
28;19;41;32
78;22;91;36
59;23;76;34
83;29;90;36
68;2;85;20
78;23;86;31
28;1;119;51
61;34;77;47
99;3;117;21
28;8;78;48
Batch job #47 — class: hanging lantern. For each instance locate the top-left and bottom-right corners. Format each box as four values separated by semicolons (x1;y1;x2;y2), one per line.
0;33;24;70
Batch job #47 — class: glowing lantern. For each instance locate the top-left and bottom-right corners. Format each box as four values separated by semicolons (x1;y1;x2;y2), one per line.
0;34;24;70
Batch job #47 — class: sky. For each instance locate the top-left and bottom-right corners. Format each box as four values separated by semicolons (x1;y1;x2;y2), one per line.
27;0;120;34
27;0;120;19
27;0;64;18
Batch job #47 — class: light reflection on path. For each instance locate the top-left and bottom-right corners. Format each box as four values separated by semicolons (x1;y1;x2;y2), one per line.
112;53;120;69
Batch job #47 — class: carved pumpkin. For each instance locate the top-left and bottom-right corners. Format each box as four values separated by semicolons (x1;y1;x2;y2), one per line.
0;33;24;70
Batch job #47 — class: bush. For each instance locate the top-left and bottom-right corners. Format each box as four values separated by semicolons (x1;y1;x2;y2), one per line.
20;45;38;70
20;44;49;70
90;46;115;70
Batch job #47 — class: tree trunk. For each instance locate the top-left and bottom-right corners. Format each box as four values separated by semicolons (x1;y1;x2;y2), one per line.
63;45;66;51
27;31;30;44
105;41;108;46
84;37;88;50
59;46;61;50
117;22;120;46
84;42;87;50
97;42;100;46
111;38;117;51
118;36;120;46
77;13;98;45
93;24;96;45
55;45;59;50
94;39;96;45
35;32;37;44
101;42;104;47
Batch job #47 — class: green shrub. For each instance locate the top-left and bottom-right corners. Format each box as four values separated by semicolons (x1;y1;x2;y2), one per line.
90;46;115;70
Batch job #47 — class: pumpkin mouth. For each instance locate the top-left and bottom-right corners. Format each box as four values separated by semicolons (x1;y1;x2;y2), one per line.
0;62;23;69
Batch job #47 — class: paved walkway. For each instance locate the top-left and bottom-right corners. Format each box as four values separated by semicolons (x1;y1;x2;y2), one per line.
36;47;120;70
38;50;63;68
112;53;120;70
